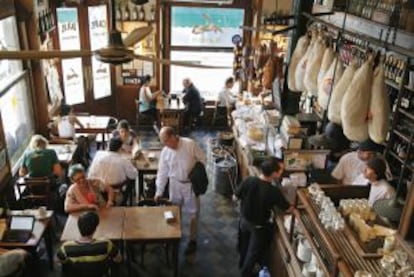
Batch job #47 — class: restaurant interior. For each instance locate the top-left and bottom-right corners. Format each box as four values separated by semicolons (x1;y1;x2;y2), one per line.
0;0;413;276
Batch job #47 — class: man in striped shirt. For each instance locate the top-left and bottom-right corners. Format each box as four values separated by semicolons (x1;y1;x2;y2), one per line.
57;211;121;277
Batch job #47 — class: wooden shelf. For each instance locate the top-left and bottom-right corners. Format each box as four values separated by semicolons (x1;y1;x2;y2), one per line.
399;108;414;121
385;79;401;90
120;20;155;24
404;85;414;93
388;150;404;164
393;129;412;144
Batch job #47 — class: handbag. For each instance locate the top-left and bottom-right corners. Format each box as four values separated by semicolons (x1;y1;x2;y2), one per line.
189;161;208;196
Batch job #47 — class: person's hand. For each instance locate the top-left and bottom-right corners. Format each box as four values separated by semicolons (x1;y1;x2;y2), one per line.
87;204;99;210
154;195;161;202
106;201;114;208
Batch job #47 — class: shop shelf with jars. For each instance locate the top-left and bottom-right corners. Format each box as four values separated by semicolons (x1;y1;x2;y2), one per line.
116;0;156;23
37;8;56;42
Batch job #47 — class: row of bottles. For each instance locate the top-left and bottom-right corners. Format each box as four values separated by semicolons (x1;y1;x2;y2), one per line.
263;11;291;26
116;4;155;22
348;0;398;20
384;55;406;85
38;9;55;35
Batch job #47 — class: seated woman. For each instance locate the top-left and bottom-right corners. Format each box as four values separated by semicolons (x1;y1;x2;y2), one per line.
139;75;161;120
65;164;114;213
353;157;395;206
19;134;63;178
111;120;140;154
54;104;84;140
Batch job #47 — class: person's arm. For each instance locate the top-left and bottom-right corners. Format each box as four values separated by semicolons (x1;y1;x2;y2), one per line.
234;178;248;199
123;159;138;180
155;149;169;201
331;159;344;183
72;115;84;129
19;155;28;177
104;184;115;208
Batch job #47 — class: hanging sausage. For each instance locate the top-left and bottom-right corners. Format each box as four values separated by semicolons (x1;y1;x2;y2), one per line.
318;56;344;110
341;58;374;142
288;35;310;92
328;61;357;124
368;63;389;143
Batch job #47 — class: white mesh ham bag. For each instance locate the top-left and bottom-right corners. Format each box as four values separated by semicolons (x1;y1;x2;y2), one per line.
304;36;326;94
288;35;310;92
328;62;357;124
295;36;316;92
317;47;335;89
341;59;374;142
368;64;389;143
318;56;344;110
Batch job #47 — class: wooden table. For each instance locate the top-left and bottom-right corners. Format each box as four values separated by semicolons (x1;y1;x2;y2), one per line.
132;149;161;200
76;115;111;133
60;207;125;241
48;143;77;164
123;206;182;277
0;210;54;270
156;96;185;133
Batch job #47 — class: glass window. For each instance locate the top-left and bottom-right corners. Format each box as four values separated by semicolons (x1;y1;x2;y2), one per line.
170;51;238;101
88;5;111;100
0;76;35;170
57;8;85;105
171;7;244;47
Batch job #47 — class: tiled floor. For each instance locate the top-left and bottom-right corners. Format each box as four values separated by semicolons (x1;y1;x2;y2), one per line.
40;128;241;277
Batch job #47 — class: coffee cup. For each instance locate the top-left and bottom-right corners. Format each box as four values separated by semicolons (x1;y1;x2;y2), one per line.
38;206;47;218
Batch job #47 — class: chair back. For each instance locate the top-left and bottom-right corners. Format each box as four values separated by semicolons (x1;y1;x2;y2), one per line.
137;198;171;207
21;177;51;208
160;110;180;132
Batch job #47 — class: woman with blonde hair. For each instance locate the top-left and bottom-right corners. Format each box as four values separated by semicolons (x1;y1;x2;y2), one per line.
19;134;62;178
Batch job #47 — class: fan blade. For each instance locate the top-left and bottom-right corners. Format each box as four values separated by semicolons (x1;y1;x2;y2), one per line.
0;50;92;60
123;26;153;47
133;54;231;69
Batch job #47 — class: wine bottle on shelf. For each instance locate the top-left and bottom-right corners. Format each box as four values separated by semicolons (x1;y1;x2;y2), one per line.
38;13;43;34
41;11;46;34
395;60;404;84
124;5;130;21
137;5;145;21
45;10;51;31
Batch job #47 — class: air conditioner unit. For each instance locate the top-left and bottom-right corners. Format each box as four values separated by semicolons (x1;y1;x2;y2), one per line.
163;0;234;4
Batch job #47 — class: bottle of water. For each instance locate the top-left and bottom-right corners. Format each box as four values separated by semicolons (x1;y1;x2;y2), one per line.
259;266;271;277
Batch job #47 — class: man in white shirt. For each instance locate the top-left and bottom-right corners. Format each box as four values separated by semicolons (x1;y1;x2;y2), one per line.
88;138;137;205
217;77;237;108
154;127;206;255
332;139;392;185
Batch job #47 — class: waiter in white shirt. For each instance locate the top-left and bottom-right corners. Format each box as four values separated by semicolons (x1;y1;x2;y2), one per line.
88;137;138;205
155;127;206;255
332;139;392;185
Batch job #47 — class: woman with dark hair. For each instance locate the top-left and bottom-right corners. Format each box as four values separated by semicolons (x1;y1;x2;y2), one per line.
55;104;84;139
353;156;395;206
139;75;161;119
235;157;294;277
111;119;139;153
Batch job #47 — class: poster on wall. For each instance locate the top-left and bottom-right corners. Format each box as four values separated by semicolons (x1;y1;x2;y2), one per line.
171;7;244;47
0;16;23;92
57;8;85;105
88;5;111;100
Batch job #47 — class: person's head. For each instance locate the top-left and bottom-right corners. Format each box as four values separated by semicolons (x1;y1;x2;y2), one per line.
77;211;99;237
225;77;234;89
68;164;87;186
109;137;123;152
364;156;386;181
260;157;285;181
357;139;384;161
182;78;192;89
29;134;48;151
60;104;73;117
142;75;152;85
117;120;131;140
159;127;179;150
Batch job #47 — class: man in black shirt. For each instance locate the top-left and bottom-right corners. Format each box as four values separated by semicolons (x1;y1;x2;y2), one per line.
235;157;293;277
182;78;203;128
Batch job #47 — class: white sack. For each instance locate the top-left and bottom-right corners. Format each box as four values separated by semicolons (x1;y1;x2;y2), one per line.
328;62;357;124
304;37;326;94
317;47;335;88
295;38;316;92
341;60;374;142
288;35;310;92
368;65;389;144
318;57;344;110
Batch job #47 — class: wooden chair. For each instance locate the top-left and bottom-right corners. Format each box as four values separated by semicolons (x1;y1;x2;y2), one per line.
160;110;181;133
61;260;115;277
136;100;155;128
17;177;52;209
133;198;172;266
96;117;118;150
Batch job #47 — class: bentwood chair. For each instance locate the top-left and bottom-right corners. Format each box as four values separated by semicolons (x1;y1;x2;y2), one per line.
18;177;52;209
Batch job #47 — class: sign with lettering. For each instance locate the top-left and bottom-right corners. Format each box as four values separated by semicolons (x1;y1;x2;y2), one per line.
88;5;111;100
57;8;85;104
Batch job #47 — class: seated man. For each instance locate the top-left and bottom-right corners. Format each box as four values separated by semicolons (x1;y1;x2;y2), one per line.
88;138;137;205
352;157;395;206
182;78;203;128
0;248;30;277
57;211;120;277
331;139;392;185
19;134;63;178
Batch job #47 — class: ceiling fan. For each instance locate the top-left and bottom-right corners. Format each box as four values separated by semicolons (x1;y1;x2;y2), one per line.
0;0;227;69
